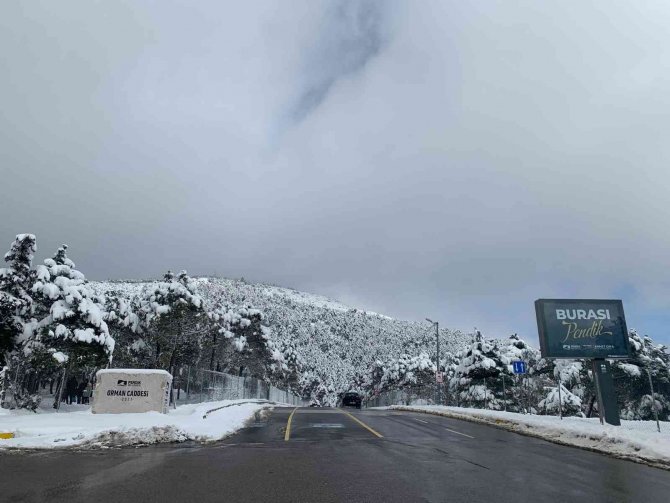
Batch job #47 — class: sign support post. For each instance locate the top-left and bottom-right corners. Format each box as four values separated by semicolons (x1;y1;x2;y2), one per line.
557;372;563;420
591;359;620;426
592;359;605;425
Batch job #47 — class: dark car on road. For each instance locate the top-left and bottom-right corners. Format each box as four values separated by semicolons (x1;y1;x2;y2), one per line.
341;391;362;409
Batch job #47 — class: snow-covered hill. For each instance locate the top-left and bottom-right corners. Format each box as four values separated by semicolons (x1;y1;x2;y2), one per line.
92;277;471;405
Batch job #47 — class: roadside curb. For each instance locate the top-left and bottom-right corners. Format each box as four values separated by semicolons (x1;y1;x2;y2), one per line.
202;400;286;419
391;406;670;471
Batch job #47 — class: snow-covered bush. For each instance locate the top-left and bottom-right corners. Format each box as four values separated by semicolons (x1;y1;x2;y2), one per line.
538;384;582;416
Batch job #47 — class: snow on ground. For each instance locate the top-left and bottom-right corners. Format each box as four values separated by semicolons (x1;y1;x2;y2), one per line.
0;400;273;449
388;405;670;468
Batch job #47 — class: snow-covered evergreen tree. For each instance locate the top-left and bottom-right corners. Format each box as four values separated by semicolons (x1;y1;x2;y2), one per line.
0;234;37;407
0;234;37;363
366;353;436;397
450;333;510;409
612;330;670;420
29;244;114;369
208;306;288;383
136;270;204;372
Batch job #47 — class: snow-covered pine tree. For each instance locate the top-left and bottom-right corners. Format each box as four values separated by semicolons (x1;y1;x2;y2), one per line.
30;244;114;366
265;336;302;391
450;333;510;410
366;353;436;398
498;334;546;413
0;234;36;364
209;306;284;381
138;270;204;372
102;287;148;368
612;330;670;420
0;234;37;407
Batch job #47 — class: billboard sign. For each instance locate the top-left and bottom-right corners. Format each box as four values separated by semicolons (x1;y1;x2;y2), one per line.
535;299;630;359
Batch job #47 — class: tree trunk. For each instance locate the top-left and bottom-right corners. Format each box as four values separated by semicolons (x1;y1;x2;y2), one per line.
53;367;67;410
209;331;217;371
0;354;9;408
168;318;182;372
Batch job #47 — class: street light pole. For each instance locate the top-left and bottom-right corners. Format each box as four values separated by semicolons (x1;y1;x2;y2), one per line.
426;318;440;405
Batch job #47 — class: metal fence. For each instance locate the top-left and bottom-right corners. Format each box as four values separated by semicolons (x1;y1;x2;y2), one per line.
172;367;307;407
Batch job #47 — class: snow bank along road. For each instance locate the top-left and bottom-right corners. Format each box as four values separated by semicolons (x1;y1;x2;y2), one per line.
1;408;669;502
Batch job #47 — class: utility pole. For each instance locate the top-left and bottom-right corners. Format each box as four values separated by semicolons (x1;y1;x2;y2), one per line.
426;319;440;405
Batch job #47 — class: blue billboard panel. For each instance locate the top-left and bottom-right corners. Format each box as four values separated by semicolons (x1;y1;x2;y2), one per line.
535;299;630;359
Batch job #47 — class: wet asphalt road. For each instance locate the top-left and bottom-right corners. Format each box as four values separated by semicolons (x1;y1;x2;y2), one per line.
1;407;669;502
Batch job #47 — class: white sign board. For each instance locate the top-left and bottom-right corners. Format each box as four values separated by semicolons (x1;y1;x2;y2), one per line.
92;369;172;414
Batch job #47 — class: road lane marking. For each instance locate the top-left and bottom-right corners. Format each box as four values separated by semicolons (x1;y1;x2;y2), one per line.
444;427;474;439
342;411;384;438
284;407;298;441
310;423;345;428
405;412;475;439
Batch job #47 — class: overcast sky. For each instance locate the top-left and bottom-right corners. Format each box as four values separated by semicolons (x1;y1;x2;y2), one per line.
2;1;669;345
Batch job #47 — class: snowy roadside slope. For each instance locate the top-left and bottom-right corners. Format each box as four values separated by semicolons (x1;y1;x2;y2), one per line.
389;405;670;469
0;400;270;449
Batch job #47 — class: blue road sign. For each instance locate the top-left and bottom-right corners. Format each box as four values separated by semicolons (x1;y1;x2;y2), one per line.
512;361;527;374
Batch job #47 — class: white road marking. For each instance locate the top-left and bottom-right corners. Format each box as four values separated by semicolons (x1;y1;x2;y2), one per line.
444;427;474;439
413;416;473;438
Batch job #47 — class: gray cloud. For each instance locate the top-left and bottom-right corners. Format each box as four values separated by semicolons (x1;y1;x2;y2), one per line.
289;0;389;122
1;1;669;345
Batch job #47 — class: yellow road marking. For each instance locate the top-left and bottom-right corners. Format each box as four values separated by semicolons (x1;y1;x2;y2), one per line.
284;407;298;441
0;433;14;440
342;411;383;438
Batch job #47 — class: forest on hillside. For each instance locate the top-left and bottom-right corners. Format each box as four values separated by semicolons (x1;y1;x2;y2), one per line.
1;234;668;418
